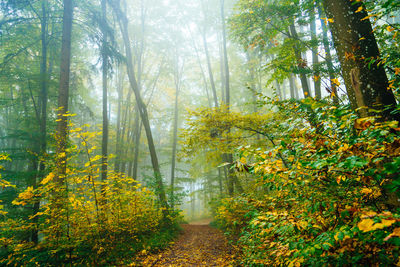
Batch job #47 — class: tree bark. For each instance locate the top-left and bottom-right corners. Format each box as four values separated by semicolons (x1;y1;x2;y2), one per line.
56;0;73;184
323;0;398;119
310;7;321;100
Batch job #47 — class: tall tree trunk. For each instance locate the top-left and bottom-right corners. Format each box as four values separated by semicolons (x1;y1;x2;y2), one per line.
54;0;73;240
170;81;179;209
31;0;49;244
323;0;398;119
202;31;219;108
112;0;169;217
221;0;230;107
318;5;339;105
132;112;142;180
289;75;295;99
219;37;226;103
114;69;123;173
289;23;311;98
101;0;108;189
220;0;243;195
275;80;282;100
56;0;73;184
310;7;321;99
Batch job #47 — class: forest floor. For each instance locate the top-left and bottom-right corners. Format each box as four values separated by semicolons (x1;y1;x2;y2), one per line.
131;219;237;266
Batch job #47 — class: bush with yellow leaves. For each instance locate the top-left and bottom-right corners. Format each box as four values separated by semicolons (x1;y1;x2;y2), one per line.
0;127;178;266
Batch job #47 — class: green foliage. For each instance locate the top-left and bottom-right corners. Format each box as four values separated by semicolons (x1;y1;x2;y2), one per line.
187;98;400;266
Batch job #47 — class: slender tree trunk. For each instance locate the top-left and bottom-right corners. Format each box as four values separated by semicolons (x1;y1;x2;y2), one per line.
120;98;132;174
202;31;218;107
112;0;169;217
221;0;230;107
318;5;339;105
220;0;244;195
310;7;321;99
114;69;123;173
132;114;142;180
275;80;282;100
219;37;226;103
218;167;223;197
101;0;108;191
323;0;398;119
289;75;295;99
289;23;311;98
170;82;179;209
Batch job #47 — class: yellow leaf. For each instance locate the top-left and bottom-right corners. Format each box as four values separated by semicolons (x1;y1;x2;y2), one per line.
358;218;375;232
384;227;400;241
355;6;363;13
41;172;54;185
361;188;373;195
373;219;396;230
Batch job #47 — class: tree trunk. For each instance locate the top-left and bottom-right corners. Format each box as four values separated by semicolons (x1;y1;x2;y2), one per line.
289;75;295;99
221;0;230;106
323;0;398;119
310;7;321;100
101;0;108;187
112;0;169;217
202;31;219;107
56;0;73;184
289;23;311;98
170;80;179;209
318;5;339;105
114;68;123;173
31;0;49;244
54;0;73;240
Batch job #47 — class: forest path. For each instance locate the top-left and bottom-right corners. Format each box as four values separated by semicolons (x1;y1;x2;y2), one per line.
133;221;237;266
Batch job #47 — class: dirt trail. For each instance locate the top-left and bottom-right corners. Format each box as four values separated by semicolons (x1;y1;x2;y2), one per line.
134;221;236;266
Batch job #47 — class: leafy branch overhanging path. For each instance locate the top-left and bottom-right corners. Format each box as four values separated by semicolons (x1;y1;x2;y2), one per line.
133;220;237;266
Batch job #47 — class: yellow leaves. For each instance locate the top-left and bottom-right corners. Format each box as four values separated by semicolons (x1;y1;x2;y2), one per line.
384;227;400;241
321;17;334;25
355;6;363;13
387;25;394;32
361;14;376;21
12;186;35;206
41;172;55;185
361;187;372;195
358;218;396;232
345;52;356;61
336;175;346;184
0;154;10;161
357;218;375;232
354;117;374;130
337;144;349;153
331;78;340;87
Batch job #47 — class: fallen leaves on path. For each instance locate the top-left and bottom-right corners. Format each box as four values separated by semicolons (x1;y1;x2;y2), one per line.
131;223;237;266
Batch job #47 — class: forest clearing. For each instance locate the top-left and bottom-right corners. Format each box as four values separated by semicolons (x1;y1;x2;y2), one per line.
1;0;400;266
